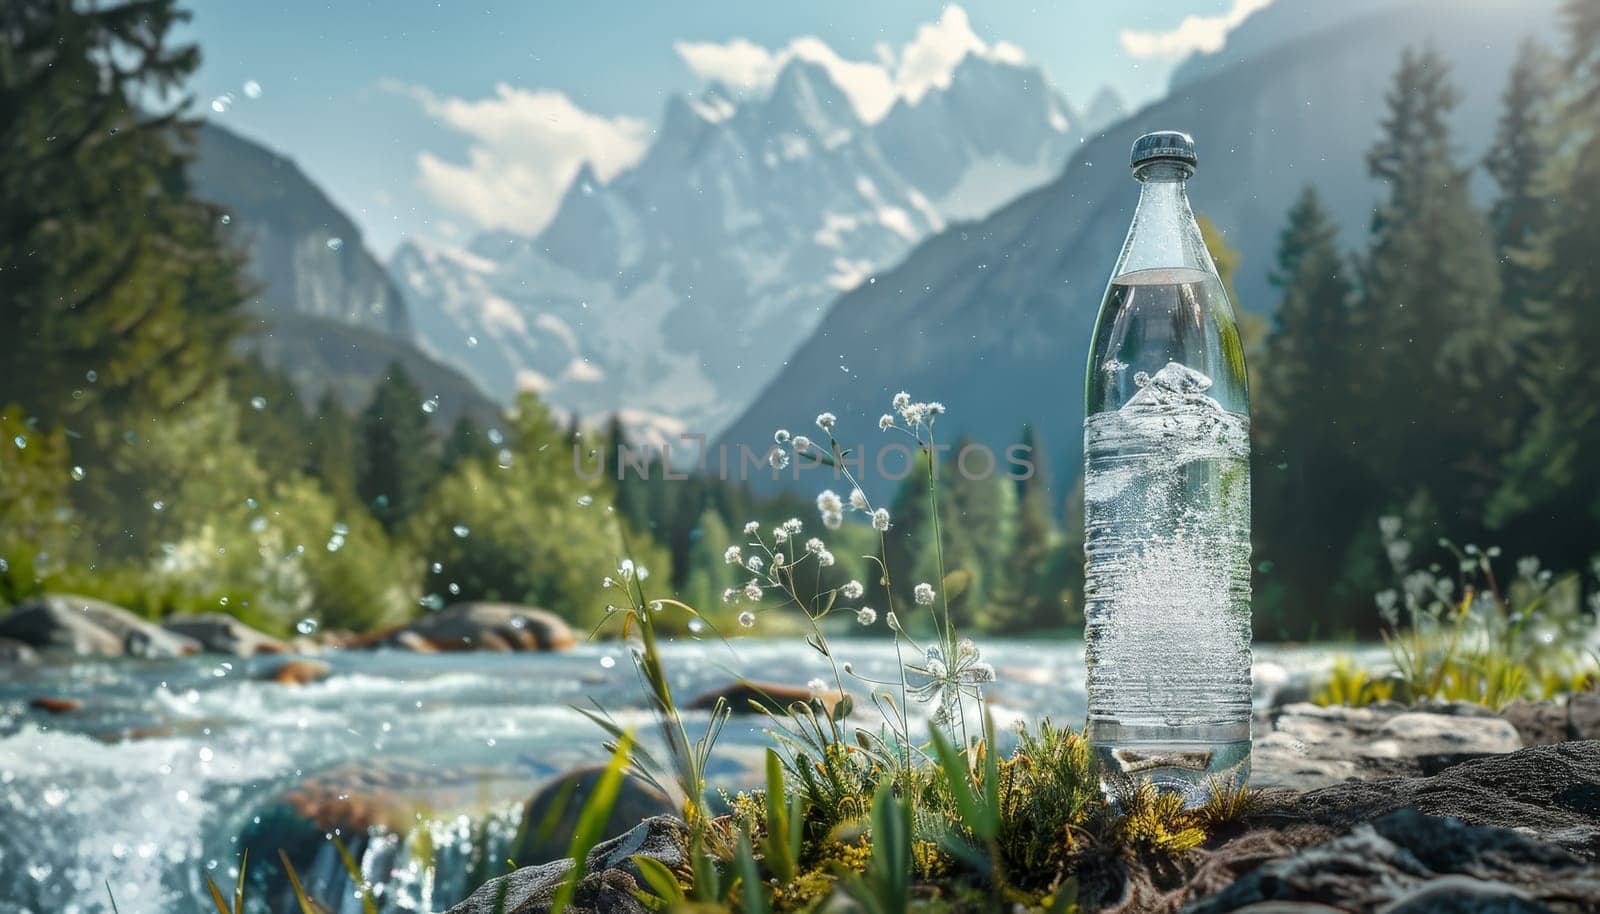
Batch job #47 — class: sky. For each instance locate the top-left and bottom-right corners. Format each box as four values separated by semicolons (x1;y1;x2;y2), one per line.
178;0;1273;256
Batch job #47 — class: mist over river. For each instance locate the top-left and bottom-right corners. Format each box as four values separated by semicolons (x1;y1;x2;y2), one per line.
0;639;1366;914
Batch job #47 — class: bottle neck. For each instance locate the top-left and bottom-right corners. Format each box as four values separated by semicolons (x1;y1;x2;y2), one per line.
1112;166;1217;282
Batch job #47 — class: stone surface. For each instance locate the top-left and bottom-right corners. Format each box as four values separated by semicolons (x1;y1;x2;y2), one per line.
1502;693;1600;746
686;679;850;717
1186;809;1600;913
584;816;689;886
382;603;577;652
513;767;678;867
1252;702;1522;791
161;613;288;656
262;658;332;686
0;637;38;663
28;696;83;713
0;594;200;657
446;818;688;913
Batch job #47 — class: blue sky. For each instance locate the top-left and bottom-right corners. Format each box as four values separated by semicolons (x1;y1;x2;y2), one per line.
179;1;1271;255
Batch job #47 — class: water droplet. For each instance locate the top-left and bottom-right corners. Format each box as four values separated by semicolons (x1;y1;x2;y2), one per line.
421;396;439;414
466;335;479;347
452;524;470;538
12;435;25;449
576;495;593;507
176;789;191;803
296;618;320;636
419;593;445;611
219;214;231;225
85;369;98;382
243;80;263;99
599;655;616;669
42;786;68;807
151;499;165;512
331;522;349;536
430;562;443;574
447;582;460;595
210;95;232;114
687;618;705;634
326;237;344;251
199;746;214;762
249;396;267;411
70;466;85;481
487;428;504;445
486;737;497;747
580;181;595;196
496;448;513;469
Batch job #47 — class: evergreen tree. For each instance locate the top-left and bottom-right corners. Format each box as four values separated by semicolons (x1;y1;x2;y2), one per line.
681;507;736;626
989;425;1067;632
0;0;243;424
1485;38;1557;318
358;364;437;530
1253;189;1368;632
441;413;493;474
1357;47;1510;531
308;390;359;506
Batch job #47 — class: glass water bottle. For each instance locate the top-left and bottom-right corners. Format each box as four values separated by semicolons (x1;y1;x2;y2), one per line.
1081;130;1252;801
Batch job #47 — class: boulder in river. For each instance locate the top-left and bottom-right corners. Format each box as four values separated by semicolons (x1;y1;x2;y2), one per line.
686;679;851;718
0;593;200;657
262;658;331;686
450;817;688;914
0;637;38;664
513;766;679;867
381;603;577;652
28;696;83;713
161;612;288;656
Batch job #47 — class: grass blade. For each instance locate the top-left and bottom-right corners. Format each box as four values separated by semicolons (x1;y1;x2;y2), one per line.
631;854;686;904
106;882;121;914
762;748;796;884
552;730;635;914
331;836;379;914
233;849;249;914
204;874;231;914
278;850;322;914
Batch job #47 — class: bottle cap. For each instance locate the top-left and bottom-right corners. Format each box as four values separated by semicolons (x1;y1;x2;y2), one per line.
1130;130;1197;172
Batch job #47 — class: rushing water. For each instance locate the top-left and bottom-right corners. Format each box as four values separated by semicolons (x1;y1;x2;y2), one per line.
0;638;1354;914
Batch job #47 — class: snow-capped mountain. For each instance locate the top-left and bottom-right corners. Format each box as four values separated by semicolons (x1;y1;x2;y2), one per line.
390;52;1099;440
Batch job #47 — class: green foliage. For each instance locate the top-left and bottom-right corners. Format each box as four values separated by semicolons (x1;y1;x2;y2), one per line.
358;363;439;531
1311;656;1395;708
552;732;636;914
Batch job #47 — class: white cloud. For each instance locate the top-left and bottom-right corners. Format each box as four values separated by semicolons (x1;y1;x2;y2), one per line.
673;4;1026;123
1119;0;1274;59
393;81;648;235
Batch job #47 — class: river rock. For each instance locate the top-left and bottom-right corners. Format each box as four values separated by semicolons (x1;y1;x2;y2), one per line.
0;637;38;663
1252;702;1522;791
0;593;200;657
513;767;678;867
161;613;288;656
584;816;690;886
29;696;83;713
386;603;577;652
686;679;851;717
444;859;648;914
1502;692;1600;746
1186;808;1600;913
263;658;331;686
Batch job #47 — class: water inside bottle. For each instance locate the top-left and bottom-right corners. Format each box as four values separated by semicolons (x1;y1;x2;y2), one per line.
1083;268;1253;802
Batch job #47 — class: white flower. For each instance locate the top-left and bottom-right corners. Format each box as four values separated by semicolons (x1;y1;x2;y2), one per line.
635;565;649;581
743;521;760;536
885;611;901;631
817;550;836;568
805;537;826;555
792;435;812;452
745;580;764;601
841;580;864;599
856;606;877;626
1518;556;1541;580
783;518;803;534
773;526;789;543
619;559;636;579
816;412;836;432
1386;539;1412;566
722;587;740;605
747;556;765;573
774;429;791;444
908;639;995;725
773;552;785;566
871;508;891;532
602;576;616;588
914;582;936;605
738;610;756;628
927;402;945;416
822;511;843;530
724;545;743;566
817;489;843;515
892;391;911;410
807;677;828;695
769;449;789;470
849;488;869;510
879;414;895;431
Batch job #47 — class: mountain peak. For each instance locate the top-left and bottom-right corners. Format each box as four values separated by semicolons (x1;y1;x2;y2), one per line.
764;57;859;134
1083;86;1126;133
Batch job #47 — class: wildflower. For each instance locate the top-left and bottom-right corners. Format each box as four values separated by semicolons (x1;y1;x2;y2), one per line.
1385;539;1412;566
793;435;812;451
747;556;765;573
856;606;877;626
773;552;785;566
817;489;843;515
892;391;911;410
774;429;791;444
908;639;996;725
807;677;828;696
849;487;869;510
784;518;803;533
724;545;743;565
822;511;843;530
914;582;936;605
635;565;649;581
1378;515;1403;540
773;526;789;543
745;580;764;601
1517;556;1540;580
738;610;756;628
817;550;836;567
879;414;895;431
743;521;760;536
816;412;836;432
927;402;946;416
769;449;789;470
871;508;891;531
805;537;826;555
602;576;616;588
841;580;864;599
1375;589;1400;627
723;587;740;605
619;559;636;579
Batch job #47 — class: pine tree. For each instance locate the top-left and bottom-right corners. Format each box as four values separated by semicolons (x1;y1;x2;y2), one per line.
358;364;438;530
441;413;493;473
1357;47;1510;530
1485;38;1558;317
1253;188;1368;632
681;507;735;625
988;425;1067;632
308;390;359;506
0;0;244;424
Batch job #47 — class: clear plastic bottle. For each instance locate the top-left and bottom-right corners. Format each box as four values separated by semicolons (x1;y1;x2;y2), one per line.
1082;131;1252;802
